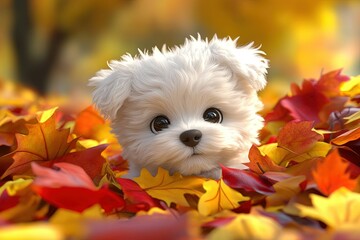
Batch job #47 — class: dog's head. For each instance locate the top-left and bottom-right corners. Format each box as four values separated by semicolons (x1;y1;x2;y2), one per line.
89;35;268;178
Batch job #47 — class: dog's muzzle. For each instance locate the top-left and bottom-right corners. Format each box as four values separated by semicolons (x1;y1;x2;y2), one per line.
180;129;202;147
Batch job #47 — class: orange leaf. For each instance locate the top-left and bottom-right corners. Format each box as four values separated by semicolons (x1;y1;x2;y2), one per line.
331;127;360;145
1;113;77;178
245;145;285;174
277;121;323;154
312;150;358;196
314;69;349;98
73;106;115;142
0;110;36;146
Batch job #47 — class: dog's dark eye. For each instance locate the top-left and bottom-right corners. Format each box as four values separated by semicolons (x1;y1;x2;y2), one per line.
150;115;171;134
203;108;223;123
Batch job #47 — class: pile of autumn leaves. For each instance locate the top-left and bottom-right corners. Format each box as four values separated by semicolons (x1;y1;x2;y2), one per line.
0;69;360;239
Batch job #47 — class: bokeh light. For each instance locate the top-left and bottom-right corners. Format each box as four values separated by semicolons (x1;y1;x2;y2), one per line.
0;0;359;105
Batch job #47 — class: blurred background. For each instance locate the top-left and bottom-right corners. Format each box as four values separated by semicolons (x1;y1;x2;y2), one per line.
0;0;359;107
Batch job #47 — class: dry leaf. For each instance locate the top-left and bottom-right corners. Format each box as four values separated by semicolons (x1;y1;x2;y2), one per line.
134;167;205;207
313;150;358;195
198;179;249;216
296;187;360;228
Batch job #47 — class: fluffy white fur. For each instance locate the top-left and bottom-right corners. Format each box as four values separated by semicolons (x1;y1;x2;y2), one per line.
89;35;268;179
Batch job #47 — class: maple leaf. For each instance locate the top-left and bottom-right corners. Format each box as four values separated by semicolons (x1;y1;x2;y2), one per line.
32;163;124;213
198;179;249;216
1;112;77;178
277;121;323;154
258;142;331;167
265;70;349;126
313;150;358;195
245;145;285;174
117;178;160;212
266;175;306;208
313;69;350;98
221;165;275;195
296;187;360;228
0;110;36;146
265;82;330;123
42;144;108;180
133;168;205;207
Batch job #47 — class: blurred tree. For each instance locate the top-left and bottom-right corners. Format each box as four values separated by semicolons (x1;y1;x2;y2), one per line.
11;0;125;95
2;0;359;97
12;0;65;94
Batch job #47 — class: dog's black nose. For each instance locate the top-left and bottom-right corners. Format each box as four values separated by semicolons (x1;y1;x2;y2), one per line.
180;129;202;147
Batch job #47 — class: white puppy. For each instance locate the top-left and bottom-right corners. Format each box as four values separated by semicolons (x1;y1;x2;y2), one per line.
89;35;268;179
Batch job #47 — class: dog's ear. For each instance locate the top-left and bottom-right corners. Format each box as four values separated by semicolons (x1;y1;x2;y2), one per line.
209;36;269;91
88;56;135;119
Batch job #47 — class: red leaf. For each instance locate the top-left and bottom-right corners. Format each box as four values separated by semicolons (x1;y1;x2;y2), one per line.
314;69;350;98
33;186;124;213
265;70;349;126
117;178;160;212
43;144;108;180
266;83;329;124
312;150;358;196
221;165;275;195
32;163;124;213
108;153;129;172
277;121;323;154
0;190;19;212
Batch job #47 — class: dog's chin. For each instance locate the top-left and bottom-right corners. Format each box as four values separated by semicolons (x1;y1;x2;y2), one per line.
168;153;222;179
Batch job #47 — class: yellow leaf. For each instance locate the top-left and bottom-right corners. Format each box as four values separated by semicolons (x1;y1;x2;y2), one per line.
0;178;33;196
258;142;331;166
50;204;104;224
198;179;249;216
344;111;360;125
207;213;281;240
296;187;360;228
0;223;63;240
341;75;360;97
258;143;288;165
36;107;59;123
76;139;104;150
47;205;104;239
134;168;205;207
136;207;171;216
290;142;332;162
